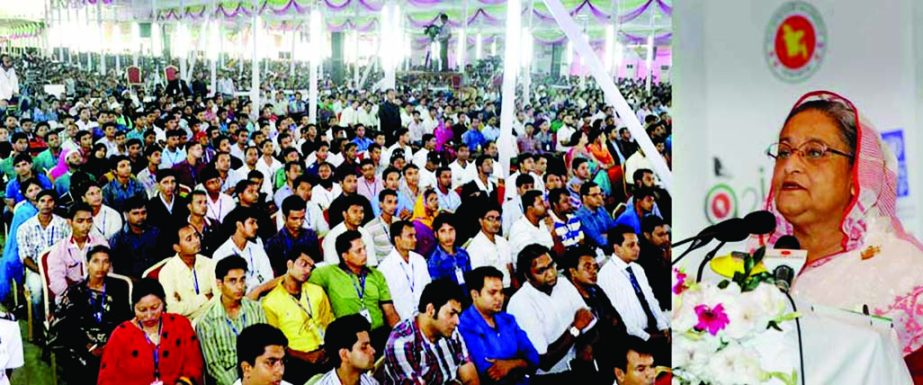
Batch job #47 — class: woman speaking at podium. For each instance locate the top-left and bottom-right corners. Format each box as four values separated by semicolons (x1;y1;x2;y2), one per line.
762;90;923;380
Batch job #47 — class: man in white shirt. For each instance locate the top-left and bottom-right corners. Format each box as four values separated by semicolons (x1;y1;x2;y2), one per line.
213;208;277;296
556;114;577;153
598;224;669;344
412;134;436;169
501;174;534;237
339;100;358;127
508;190;554;260
377;221;432;321
504;153;543;203
80;183;123;240
507;244;596;380
0;54;19;102
465;205;513;289
321;196;377;266
448;144;476;189
382;128;413;165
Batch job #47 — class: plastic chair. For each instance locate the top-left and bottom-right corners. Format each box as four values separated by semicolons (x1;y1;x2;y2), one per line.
142;258;170;280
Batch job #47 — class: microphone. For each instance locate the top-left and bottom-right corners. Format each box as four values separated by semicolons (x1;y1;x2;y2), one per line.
695;218;750;282
673;211;776;266
766;235;806;293
744;211;776;235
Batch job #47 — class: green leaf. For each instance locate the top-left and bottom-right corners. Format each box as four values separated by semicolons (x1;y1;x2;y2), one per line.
717;280;730;289
767;320;783;331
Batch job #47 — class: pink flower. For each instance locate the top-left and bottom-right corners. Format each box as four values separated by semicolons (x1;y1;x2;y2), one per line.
673;269;688;295
694;303;730;336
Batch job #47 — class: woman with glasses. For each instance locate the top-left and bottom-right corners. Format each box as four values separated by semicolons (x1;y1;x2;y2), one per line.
98;279;204;385
762;90;923;379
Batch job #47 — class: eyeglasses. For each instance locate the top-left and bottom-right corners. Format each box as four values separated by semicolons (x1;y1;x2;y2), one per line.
766;141;853;162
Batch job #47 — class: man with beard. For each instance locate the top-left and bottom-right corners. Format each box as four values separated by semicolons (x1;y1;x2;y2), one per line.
563;247;629;385
53;149;86;197
508;244;596;384
109;196;166;279
637;216;670;310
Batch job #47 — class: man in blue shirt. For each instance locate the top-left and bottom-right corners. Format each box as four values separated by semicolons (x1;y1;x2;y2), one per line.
350;124;373;152
458;266;539;385
615;187;657;235
427;213;472;292
574;181;617;250
462;118;487;152
5;153;52;206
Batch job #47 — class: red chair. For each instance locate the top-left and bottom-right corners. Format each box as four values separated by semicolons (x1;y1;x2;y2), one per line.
143;258;170;280
126;65;142;85
164;65;179;82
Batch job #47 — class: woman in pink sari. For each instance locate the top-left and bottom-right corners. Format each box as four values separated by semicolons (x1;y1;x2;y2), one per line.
762;90;923;382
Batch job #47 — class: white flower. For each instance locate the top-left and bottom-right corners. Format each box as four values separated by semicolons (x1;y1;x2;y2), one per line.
672;333;718;376
705;342;765;385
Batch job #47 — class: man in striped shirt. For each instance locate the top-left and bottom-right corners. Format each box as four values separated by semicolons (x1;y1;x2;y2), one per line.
315;314;380;385
382;279;479;385
196;256;268;385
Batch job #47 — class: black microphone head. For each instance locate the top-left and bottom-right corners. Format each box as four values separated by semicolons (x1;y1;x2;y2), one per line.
744;211;777;235
774;235;801;250
715;218;749;242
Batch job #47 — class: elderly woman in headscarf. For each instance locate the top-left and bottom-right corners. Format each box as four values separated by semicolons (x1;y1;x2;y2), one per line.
98;279;204;385
761;91;923;381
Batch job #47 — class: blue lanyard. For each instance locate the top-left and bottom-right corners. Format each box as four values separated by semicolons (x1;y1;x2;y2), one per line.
400;259;416;294
138;319;163;380
351;272;367;301
90;283;106;323
192;268;200;295
225;312;247;336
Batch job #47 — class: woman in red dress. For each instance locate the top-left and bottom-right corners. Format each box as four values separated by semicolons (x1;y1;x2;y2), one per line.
98;279;204;385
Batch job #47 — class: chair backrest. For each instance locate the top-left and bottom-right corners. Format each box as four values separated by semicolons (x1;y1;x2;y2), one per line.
107;273;134;314
37;250;53;324
142;258;170;280
372;355;386;383
304;373;325;385
126;66;142;85
612;203;627;219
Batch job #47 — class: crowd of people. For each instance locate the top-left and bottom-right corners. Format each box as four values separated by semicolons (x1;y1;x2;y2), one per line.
0;50;672;385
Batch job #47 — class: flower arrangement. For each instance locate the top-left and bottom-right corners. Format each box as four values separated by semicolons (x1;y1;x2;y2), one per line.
672;247;800;385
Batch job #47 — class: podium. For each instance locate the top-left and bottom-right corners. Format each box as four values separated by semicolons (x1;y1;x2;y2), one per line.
748;298;913;384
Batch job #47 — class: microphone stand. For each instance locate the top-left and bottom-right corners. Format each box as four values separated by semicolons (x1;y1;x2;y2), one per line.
696;241;726;283
672;237;707;266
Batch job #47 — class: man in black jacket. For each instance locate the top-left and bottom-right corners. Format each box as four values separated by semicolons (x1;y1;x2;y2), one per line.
378;89;402;141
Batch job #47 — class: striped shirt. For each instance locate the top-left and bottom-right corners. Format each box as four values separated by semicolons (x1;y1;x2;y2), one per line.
195;299;268;385
382;317;471;385
315;369;379;385
16;214;71;263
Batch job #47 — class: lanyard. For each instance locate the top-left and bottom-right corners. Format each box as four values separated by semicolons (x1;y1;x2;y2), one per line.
400;258;416;294
224;312;247;336
192;267;200;295
351;272;368;303
95;212;107;236
90;283;106;323
138;319;163;380
290;292;313;319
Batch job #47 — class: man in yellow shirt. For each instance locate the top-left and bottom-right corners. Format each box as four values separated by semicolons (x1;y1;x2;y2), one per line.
159;225;217;321
261;247;334;385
